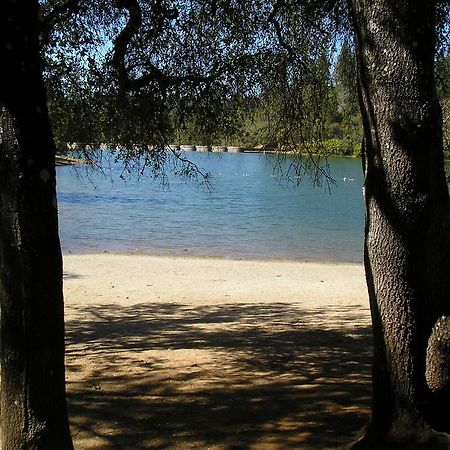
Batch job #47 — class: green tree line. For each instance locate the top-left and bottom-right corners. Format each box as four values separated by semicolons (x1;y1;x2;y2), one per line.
47;35;450;160
177;40;450;159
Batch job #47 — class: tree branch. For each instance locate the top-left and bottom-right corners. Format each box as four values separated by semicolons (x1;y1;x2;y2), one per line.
112;0;223;92
39;0;82;45
111;0;143;91
267;1;317;81
268;0;295;61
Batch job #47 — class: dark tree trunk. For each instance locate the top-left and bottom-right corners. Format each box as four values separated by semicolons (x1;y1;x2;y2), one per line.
0;1;73;448
348;0;450;448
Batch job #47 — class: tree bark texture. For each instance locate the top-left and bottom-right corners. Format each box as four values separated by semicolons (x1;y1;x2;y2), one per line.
0;1;74;449
348;0;450;448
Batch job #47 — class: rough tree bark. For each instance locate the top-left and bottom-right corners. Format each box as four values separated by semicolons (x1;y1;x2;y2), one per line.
348;0;450;448
0;1;74;448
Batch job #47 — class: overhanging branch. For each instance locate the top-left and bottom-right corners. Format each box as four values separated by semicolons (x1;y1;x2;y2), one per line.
112;0;224;92
39;0;82;46
268;1;318;82
268;0;295;61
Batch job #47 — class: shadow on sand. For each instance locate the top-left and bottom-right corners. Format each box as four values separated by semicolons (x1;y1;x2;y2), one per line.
65;301;372;449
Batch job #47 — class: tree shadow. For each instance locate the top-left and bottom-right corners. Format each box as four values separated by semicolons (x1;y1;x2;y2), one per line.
65;301;372;449
63;271;83;280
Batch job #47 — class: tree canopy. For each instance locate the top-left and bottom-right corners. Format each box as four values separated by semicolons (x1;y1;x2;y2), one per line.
39;0;348;179
39;1;450;164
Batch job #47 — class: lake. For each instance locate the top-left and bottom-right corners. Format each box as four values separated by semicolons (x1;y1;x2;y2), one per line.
56;152;365;263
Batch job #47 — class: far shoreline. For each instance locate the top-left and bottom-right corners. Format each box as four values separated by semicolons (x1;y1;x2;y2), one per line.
61;248;364;266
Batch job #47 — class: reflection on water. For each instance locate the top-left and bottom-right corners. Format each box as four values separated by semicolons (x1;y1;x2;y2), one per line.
57;153;364;262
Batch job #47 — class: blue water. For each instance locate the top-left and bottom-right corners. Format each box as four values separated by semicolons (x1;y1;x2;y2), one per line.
56;153;365;262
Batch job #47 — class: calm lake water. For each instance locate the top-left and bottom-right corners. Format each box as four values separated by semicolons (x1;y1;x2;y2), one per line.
56;153;365;262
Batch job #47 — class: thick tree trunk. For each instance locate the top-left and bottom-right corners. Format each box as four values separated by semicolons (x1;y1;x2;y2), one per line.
348;1;450;448
0;2;74;449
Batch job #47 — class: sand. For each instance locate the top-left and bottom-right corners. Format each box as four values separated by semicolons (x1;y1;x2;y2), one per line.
63;253;372;450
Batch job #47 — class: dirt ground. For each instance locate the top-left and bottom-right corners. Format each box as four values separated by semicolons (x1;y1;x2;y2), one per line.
64;254;372;449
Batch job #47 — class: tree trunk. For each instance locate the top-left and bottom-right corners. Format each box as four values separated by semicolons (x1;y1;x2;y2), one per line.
0;2;74;449
348;0;450;448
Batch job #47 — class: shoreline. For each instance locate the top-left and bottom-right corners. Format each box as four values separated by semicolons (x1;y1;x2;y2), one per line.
62;248;364;265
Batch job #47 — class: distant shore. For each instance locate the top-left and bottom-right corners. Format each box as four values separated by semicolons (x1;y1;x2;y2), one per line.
55;154;86;166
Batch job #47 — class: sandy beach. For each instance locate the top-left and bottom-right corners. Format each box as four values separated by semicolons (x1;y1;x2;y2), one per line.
64;253;372;449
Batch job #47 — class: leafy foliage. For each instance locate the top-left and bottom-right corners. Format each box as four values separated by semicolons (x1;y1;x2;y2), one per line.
39;1;346;177
39;0;450;175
